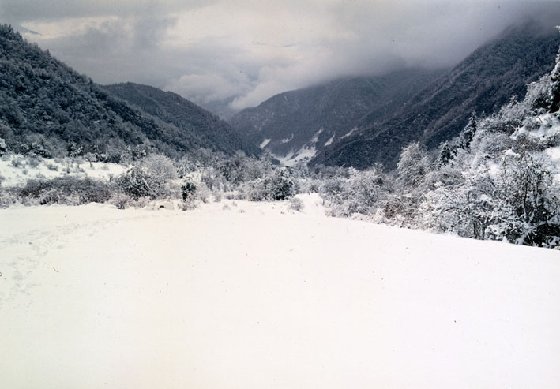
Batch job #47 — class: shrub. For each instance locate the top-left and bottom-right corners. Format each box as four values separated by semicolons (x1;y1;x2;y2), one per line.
320;167;389;218
213;190;223;202
197;182;211;203
142;154;177;181
27;156;42;168
248;169;297;201
109;192;132;210
289;196;304;212
115;166;168;199
0;188;18;208
320;177;345;203
19;176;113;205
181;181;197;202
11;156;24;168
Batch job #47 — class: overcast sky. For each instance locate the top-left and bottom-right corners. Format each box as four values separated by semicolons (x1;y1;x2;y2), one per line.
1;1;559;114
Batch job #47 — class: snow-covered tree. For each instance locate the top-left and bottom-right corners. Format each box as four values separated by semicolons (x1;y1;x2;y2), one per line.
141;154;177;182
321;166;389;217
485;152;560;246
248;169;297;201
396;142;430;189
416;34;560;247
459;112;477;150
438;141;454;166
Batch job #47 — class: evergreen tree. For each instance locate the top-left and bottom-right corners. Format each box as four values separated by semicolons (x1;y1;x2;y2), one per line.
459;112;477;150
438;141;454;166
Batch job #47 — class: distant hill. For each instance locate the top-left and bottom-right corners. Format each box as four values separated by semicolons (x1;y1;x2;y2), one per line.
230;69;443;165
0;25;249;161
314;22;560;169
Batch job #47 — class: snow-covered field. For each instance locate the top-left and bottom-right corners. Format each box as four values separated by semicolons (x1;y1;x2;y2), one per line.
1;194;559;389
0;154;127;188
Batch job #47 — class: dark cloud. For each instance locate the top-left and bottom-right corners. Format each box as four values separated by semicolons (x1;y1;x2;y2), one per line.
3;0;560;113
0;0;208;22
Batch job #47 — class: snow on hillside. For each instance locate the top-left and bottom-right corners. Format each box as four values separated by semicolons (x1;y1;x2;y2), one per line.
275;145;317;166
259;138;271;149
271;129;323;166
1;194;559;389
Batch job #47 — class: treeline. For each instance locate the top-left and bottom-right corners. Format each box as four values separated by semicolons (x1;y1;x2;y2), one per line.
0;150;305;209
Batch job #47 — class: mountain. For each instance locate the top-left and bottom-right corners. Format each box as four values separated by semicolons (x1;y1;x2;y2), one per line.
103;83;257;156
314;22;560;169
0;25;249;162
230;69;443;165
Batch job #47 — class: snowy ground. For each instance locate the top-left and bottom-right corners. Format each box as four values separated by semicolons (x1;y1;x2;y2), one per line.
0;154;126;187
1;194;560;389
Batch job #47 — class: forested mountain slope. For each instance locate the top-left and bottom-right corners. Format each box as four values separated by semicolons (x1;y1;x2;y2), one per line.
0;25;248;161
230;69;442;164
315;22;560;168
103;83;256;156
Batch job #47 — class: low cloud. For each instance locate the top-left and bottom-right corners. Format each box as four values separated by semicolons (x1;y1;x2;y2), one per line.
3;0;560;113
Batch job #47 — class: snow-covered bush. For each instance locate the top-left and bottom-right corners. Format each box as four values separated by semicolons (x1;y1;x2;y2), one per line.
196;182;212;204
19;176;113;205
115;166;169;200
141;154;177;182
424;151;560;247
248;169;297;201
370;144;432;226
27;156;41;168
109;192;132;210
181;181;197;202
289;196;304;212
321;167;389;218
108;193;150;210
115;155;180;201
0;190;17;208
11;156;23;168
319;176;346;205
